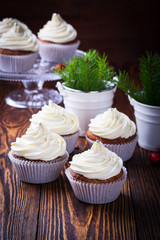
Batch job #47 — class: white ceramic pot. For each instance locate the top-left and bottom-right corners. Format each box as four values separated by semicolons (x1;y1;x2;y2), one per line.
128;96;160;151
57;82;117;136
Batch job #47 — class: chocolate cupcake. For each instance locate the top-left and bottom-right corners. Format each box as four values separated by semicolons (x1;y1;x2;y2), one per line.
29;101;80;154
8;123;69;184
65;140;127;204
86;108;137;161
0;23;38;72
37;13;80;63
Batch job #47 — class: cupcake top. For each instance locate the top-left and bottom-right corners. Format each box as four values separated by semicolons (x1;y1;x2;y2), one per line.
0;18;29;37
70;140;123;180
11;123;66;161
0;24;38;52
88;108;136;139
29;101;79;135
37;13;77;43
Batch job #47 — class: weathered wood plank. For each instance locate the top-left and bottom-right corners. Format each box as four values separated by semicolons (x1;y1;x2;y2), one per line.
0;72;160;240
125;147;160;240
0;100;40;240
0;162;41;240
37;138;137;240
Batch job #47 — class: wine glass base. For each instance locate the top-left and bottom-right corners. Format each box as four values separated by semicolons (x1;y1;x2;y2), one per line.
5;88;63;108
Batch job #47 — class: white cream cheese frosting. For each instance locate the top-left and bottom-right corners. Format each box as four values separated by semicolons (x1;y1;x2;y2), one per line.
89;108;136;139
0;24;38;52
0;18;30;36
11;123;66;161
38;13;77;43
29;101;79;135
70;140;123;180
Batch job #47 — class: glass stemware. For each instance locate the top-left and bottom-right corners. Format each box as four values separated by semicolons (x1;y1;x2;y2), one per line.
0;50;83;108
0;56;63;108
5;80;62;108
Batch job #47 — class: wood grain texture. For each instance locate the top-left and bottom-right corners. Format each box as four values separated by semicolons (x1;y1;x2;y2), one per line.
0;81;159;240
0;1;160;237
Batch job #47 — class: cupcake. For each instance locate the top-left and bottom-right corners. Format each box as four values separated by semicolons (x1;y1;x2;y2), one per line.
65;140;127;204
0;23;38;73
8;123;69;184
37;13;80;63
86;108;137;161
29;101;79;154
0;17;29;37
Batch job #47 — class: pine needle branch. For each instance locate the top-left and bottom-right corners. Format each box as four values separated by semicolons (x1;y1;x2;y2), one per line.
139;51;160;106
116;51;160;106
54;49;116;92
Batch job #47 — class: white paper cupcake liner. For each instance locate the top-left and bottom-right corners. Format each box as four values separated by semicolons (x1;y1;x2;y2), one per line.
65;167;127;204
0;52;38;73
8;150;69;184
63;131;79;154
86;136;137;161
38;40;80;63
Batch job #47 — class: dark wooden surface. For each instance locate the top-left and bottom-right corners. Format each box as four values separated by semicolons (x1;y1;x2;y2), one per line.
0;80;160;240
0;1;160;239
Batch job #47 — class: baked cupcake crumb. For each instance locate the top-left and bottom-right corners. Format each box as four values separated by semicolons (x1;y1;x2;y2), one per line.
69;168;124;184
87;108;137;161
65;141;127;204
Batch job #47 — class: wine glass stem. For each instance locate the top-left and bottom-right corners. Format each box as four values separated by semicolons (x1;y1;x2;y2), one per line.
22;80;44;93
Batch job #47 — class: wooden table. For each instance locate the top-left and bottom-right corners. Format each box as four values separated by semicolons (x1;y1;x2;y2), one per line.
0;77;160;240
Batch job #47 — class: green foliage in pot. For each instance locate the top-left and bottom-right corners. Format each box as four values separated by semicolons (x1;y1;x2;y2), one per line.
54;49;116;92
115;51;160;106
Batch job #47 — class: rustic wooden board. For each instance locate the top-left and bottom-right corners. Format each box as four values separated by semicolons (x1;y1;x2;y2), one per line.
0;81;160;240
0;91;40;239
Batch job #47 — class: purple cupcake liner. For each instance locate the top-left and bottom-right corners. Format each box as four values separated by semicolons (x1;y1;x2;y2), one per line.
8;150;69;184
63;131;79;154
86;136;137;161
38;40;80;63
0;52;38;73
65;167;127;204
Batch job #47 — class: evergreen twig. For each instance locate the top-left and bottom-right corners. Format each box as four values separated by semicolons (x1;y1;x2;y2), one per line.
114;51;160;106
54;49;116;92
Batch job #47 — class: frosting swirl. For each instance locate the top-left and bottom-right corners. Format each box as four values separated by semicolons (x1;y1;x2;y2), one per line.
89;108;136;139
0;18;29;36
38;13;77;43
11;123;66;161
0;24;38;52
29;101;79;135
70;141;123;180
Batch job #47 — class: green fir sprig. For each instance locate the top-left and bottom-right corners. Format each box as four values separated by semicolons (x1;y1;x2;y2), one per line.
115;51;160;106
54;49;116;92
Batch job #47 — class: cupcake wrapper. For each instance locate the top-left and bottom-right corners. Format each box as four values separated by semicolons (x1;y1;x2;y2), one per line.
8;150;69;184
38;40;80;63
0;52;38;73
63;131;79;154
86;136;137;161
65;167;127;204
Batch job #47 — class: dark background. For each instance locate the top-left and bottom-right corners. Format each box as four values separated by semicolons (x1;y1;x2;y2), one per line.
1;0;160;69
